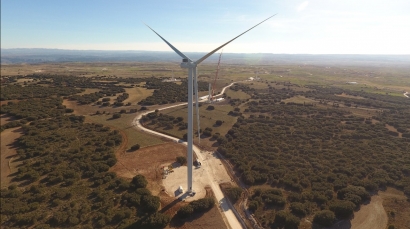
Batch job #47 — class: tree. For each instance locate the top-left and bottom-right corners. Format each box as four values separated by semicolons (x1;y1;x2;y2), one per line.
112;113;121;119
225;187;243;203
215;120;223;126
176;205;194;218
329;200;356;219
206;105;215;110
176;156;187;166
141;195;160;213
141;213;170;229
132;174;148;189
313;210;335;227
248;200;259;212
273;210;300;229
130;144;140;151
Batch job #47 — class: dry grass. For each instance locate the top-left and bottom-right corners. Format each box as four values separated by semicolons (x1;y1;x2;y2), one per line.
87;113;164;148
123;87;154;104
0;114;17;125
157;103;237;148
225;88;251;100
379;188;410;229
63;99;165;148
283;95;317;104
336;92;366;100
166;187;228;229
110;142;186;195
76;88;101;95
0;127;23;188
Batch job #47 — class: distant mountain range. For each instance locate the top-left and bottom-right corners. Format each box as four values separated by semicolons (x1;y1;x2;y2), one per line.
2;48;410;66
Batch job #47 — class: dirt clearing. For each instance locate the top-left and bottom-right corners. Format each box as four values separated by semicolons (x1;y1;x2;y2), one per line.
123;87;154;104
331;194;388;229
379;188;410;229
350;195;387;229
166;187;228;229
1;127;23;188
110;142;187;195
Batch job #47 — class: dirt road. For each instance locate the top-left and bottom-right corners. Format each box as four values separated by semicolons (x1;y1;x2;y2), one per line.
404;92;409;98
132;82;244;229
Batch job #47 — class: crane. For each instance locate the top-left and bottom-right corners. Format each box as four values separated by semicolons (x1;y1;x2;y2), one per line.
211;51;223;101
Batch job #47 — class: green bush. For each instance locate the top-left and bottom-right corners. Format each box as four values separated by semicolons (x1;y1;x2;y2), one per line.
225;187;243;203
130;144;140;151
131;174;148;189
313;210;335;227
329;200;356;219
176;156;187;165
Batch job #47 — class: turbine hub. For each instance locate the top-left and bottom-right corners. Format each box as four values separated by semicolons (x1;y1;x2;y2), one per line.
180;60;196;69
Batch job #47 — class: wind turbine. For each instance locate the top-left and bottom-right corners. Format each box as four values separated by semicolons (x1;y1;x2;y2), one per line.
145;15;275;194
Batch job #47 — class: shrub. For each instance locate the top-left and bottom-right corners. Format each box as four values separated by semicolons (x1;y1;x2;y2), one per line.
215;120;223;126
313;210;335;227
131;175;148;189
225;187;243;203
206;105;215;110
176;205;194;218
329;200;356;219
274;210;300;229
130;144;140;151
112;113;121;119
248;200;259;212
141;213;170;229
176;156;187;165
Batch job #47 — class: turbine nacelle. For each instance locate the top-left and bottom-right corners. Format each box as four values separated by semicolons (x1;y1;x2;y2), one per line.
180;60;196;69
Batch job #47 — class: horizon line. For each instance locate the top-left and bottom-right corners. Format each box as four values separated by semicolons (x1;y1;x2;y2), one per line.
1;48;410;56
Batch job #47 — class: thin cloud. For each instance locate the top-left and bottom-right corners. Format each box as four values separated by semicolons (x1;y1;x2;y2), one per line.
297;1;309;12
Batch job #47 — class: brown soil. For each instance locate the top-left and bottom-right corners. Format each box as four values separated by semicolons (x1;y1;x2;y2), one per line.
0;114;17;125
331;195;388;229
385;124;402;137
0;100;20;106
350;195;387;229
165;187;228;229
110;142;187;195
379;188;410;229
0;127;23;188
336;93;366;99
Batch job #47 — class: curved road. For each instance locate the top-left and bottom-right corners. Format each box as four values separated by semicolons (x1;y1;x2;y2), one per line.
132;82;244;229
404;92;409;98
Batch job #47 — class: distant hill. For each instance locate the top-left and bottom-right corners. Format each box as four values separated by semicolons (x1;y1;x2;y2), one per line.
2;48;410;66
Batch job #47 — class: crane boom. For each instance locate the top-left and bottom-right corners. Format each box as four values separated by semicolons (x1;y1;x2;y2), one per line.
212;51;223;100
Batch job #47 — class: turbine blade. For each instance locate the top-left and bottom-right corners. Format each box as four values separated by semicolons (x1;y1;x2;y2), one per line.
195;14;276;65
143;23;191;61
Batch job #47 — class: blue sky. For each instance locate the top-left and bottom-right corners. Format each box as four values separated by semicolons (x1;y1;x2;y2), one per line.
1;0;410;54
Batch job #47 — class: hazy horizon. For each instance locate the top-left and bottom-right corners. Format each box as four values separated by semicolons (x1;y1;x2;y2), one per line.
2;48;410;66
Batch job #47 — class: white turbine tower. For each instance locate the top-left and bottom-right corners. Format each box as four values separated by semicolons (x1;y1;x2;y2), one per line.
145;15;275;193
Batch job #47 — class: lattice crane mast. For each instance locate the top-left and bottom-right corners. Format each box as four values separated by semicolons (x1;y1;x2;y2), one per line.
211;51;223;101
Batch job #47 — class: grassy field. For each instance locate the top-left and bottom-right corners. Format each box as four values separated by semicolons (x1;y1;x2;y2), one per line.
379;188;410;229
123;87;154;104
155;102;237;148
87;113;164;149
282;95;317;104
225;88;251;100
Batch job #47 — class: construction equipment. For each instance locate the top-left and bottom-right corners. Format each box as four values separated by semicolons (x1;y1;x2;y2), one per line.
211;51;223;101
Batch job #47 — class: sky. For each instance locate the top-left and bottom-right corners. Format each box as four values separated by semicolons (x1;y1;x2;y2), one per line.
1;0;410;54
